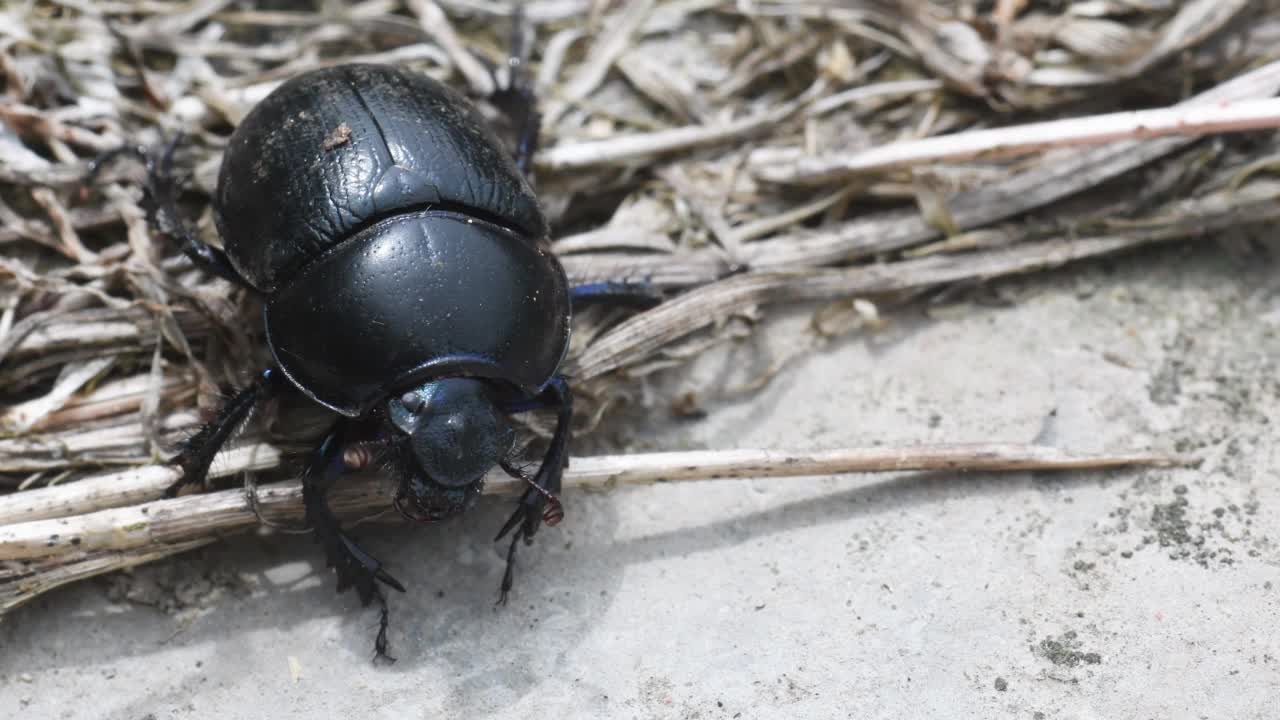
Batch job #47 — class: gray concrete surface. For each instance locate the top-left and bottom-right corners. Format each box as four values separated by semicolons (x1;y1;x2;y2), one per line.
2;243;1278;719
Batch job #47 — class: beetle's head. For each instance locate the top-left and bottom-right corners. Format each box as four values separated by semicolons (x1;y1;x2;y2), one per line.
386;378;514;522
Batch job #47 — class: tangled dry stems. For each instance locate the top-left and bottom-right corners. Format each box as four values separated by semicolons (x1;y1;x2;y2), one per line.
1;0;1278;611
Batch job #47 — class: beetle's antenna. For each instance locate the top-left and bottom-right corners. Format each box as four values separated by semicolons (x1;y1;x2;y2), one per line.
534;484;564;525
499;460;563;526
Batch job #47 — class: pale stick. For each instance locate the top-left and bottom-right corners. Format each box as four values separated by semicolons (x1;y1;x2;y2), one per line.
0;443;1194;563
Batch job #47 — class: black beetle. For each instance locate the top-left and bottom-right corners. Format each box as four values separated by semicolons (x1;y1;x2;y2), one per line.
102;57;659;659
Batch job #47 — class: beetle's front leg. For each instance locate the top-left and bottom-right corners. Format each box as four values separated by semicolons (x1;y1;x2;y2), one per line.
302;420;406;662
495;376;572;603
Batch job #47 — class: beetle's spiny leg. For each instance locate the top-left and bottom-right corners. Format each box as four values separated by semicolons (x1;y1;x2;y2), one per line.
143;135;255;289
83;144;151;188
84;132;253;289
167;367;282;497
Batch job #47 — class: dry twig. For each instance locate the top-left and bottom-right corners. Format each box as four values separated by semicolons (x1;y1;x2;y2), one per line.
1;0;1276;614
0;442;1193;611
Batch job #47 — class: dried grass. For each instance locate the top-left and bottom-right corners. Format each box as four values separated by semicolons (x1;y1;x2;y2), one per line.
2;0;1278;611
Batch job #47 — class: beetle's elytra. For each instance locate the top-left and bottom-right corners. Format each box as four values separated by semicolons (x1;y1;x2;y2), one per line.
216;64;551;292
117;60;660;660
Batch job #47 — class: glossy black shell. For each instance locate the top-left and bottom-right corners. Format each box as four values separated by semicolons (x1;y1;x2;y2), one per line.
215;64;570;416
216;64;549;293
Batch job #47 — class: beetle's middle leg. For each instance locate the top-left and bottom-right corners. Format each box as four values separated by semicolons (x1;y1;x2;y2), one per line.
495;376;572;603
167;367;284;497
302;419;406;662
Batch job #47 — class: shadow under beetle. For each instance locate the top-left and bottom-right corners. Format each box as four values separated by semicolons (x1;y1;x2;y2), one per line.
105;48;660;660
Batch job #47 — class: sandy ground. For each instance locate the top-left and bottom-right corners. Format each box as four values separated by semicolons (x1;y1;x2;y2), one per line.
1;242;1277;718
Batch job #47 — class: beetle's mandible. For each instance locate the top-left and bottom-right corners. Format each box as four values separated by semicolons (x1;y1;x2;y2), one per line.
102;58;661;660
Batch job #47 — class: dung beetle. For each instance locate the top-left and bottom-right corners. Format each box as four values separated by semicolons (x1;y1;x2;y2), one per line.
101;55;660;659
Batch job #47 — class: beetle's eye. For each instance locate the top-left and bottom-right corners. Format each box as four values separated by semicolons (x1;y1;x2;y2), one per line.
401;392;424;413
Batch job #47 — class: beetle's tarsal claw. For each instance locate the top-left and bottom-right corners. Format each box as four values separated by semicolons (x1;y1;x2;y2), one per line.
371;585;397;664
496;529;523;606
